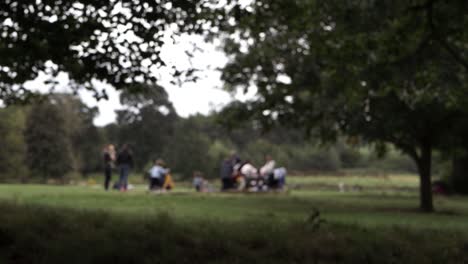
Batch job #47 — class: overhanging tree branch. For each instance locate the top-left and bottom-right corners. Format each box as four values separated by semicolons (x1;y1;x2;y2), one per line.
426;0;468;71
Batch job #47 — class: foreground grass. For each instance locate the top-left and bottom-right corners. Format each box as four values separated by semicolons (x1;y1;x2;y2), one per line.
0;201;467;264
1;175;468;263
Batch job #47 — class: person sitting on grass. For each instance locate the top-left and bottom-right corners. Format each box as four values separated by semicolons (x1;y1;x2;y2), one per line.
260;155;275;178
193;171;204;192
272;167;287;190
260;155;281;188
234;160;258;191
193;171;215;193
148;159;169;191
240;160;258;179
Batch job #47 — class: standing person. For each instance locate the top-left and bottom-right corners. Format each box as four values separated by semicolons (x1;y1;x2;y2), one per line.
116;144;133;192
148;159;168;191
103;144;116;190
220;152;240;191
220;158;233;191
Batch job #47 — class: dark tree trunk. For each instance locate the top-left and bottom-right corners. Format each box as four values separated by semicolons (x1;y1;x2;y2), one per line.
451;154;468;194
416;143;434;212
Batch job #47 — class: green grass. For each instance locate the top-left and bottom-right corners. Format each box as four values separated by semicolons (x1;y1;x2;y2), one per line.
0;174;467;230
1;174;468;263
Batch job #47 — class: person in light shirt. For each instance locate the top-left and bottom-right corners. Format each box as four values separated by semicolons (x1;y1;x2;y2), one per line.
148;159;169;191
260;155;286;190
260;155;276;178
240;160;258;178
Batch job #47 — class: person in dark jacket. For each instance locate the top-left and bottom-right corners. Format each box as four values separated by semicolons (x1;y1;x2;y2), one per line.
116;144;133;191
220;158;233;191
220;152;241;191
103;144;116;190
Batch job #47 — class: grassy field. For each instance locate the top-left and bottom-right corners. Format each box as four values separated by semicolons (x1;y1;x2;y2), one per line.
1;174;468;263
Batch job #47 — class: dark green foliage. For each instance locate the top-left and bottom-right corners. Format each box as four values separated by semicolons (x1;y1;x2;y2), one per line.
338;143;363;169
49;94;103;176
0;0;219;102
0;94;104;182
163;123;212;179
451;155;468;194
0;107;28;181
24;101;72;181
76;124;104;176
212;0;468;211
114;85;178;169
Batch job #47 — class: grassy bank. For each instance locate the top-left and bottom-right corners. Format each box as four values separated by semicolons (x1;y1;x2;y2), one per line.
0;201;467;264
1;175;468;263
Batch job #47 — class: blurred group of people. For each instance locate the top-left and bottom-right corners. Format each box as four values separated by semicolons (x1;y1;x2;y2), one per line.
147;158;174;192
220;153;286;192
103;144;133;191
103;145;174;192
103;146;286;193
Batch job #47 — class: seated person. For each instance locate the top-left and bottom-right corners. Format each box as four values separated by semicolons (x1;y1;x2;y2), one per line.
260;155;281;188
237;160;258;191
260;155;276;178
148;159;169;190
272;167;287;189
240;160;258;178
193;171;204;192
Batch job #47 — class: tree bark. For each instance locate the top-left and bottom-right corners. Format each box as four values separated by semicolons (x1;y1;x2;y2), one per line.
416;142;434;212
451;153;468;194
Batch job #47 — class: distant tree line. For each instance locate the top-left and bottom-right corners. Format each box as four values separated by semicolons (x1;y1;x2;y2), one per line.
0;90;421;183
0;93;104;182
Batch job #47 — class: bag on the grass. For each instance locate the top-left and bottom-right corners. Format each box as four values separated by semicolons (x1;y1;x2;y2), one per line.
163;173;175;190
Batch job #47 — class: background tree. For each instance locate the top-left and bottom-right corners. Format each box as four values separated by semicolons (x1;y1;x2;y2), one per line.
50;93;103;176
443;115;468;194
0;106;28;181
77;121;105;176
24;100;72;182
115;84;178;170
214;0;468;211
163;119;213;179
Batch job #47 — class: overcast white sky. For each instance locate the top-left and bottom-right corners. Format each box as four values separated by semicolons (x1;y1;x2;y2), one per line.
24;35;256;127
87;35;235;126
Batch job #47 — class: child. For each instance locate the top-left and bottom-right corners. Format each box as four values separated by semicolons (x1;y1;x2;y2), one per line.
193;171;204;192
148;159;169;191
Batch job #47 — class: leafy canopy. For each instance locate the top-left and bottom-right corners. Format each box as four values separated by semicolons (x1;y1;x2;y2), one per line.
213;0;468;211
0;0;220;103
